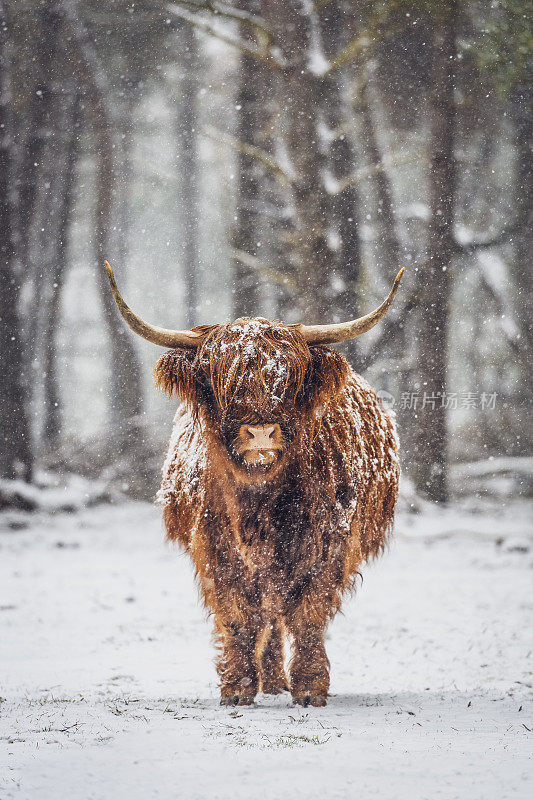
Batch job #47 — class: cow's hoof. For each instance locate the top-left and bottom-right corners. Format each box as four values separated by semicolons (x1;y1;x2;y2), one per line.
292;694;327;708
220;695;240;706
236;694;255;706
220;693;255;707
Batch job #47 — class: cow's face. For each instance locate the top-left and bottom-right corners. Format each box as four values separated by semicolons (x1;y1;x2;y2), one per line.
155;318;350;480
198;319;309;475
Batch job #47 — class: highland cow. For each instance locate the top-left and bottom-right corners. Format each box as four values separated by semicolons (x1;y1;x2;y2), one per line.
104;262;404;707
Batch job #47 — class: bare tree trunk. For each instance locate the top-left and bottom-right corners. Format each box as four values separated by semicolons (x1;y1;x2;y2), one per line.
261;0;335;322
13;2;61;280
0;1;33;481
357;75;402;284
231;45;264;317
176;22;201;328
507;80;533;458
320;6;361;305
411;4;457;503
268;187;295;321
319;4;361;363
11;2;62;457
354;68;418;467
114;83;136;282
64;2;143;428
510;81;533;359
42;92;81;448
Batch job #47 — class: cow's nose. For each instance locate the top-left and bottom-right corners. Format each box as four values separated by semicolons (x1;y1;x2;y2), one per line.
247;425;277;447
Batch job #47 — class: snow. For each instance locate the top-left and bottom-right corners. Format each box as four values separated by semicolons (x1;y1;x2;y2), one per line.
303;0;330;77
476;251;520;339
397;202;431;221
1;497;532;800
156;407;206;508
454;456;533;479
0;471;117;515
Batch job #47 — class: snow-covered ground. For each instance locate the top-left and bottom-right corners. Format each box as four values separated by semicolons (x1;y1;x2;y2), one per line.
1;498;532;800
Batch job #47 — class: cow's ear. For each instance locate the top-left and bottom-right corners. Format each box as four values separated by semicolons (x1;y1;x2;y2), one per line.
154;348;212;407
304;346;350;408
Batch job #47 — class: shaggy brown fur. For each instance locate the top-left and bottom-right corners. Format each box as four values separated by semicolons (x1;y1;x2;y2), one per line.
155;318;399;706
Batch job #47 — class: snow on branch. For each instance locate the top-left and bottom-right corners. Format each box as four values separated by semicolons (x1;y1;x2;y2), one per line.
177;0;272;39
475;253;527;364
203;126;294;187
166;3;281;68
454;203;529;255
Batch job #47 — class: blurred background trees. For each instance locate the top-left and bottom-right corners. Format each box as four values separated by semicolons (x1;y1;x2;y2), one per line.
0;0;531;505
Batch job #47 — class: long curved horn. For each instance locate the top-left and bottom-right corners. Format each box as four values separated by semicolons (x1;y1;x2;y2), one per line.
103;262;204;348
299;268;405;345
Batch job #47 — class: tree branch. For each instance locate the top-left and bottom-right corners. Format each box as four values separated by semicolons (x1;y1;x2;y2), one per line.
454;208;529;255
475;257;528;365
324;31;373;75
230;248;297;290
177;0;272;39
322;5;394;76
166;3;281;67
330;153;420;195
310;0;336;12
203;125;293;186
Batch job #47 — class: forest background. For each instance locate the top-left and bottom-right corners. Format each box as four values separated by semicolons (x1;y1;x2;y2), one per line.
1;0;531;508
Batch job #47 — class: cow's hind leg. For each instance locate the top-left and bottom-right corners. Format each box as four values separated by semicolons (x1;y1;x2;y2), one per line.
215;616;259;706
286;620;330;707
257;618;288;695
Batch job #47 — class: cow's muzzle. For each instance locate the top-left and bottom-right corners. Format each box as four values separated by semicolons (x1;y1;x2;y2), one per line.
232;423;285;469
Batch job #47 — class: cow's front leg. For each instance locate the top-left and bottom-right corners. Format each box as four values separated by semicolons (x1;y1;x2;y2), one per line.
215;616;259;706
258;618;288;695
287;621;330;707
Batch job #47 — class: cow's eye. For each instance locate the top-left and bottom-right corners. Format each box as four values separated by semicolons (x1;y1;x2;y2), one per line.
197;373;213;394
